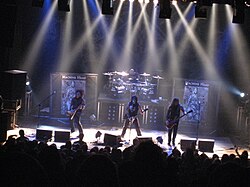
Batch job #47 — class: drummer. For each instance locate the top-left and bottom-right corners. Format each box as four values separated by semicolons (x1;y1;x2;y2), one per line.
127;69;139;83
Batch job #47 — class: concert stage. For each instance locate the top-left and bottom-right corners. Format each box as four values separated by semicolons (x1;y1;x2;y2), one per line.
7;116;249;159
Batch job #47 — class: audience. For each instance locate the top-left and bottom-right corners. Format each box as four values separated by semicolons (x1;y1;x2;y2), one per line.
0;132;249;187
16;129;29;143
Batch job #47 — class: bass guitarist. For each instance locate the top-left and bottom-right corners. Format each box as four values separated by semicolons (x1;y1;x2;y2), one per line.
68;90;85;136
121;96;143;138
166;98;185;147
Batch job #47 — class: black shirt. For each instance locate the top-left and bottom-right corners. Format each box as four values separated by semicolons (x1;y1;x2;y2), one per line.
71;97;85;111
167;104;184;120
127;102;140;117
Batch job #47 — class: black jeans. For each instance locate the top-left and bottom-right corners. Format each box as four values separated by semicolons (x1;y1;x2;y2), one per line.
121;117;142;137
168;123;178;145
71;112;83;135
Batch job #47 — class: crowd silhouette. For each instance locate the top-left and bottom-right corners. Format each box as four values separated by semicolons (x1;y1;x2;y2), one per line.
0;130;249;187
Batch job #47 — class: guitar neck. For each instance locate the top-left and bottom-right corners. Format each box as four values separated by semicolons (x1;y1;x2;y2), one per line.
178;114;186;120
175;110;192;121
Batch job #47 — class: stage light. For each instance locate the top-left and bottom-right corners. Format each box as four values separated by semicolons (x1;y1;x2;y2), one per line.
246;0;250;7
239;93;249;104
202;0;212;6
159;0;172;19
153;0;158;4
90;114;97;121
32;0;44;8
172;0;178;6
212;0;231;5
156;136;163;144
195;5;207;18
58;0;71;12
179;0;192;3
26;81;30;86
240;92;245;98
195;0;210;18
232;0;245;24
102;0;114;15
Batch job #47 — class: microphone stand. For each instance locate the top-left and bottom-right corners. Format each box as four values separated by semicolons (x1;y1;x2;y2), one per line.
37;91;56;128
196;101;201;146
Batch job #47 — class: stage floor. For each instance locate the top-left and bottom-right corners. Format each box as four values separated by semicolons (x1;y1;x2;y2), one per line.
7;118;250;158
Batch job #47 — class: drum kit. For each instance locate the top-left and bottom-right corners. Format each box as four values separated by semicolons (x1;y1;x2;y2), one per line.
103;71;163;99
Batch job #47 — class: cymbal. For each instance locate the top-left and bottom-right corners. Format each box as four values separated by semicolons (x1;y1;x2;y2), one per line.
117;71;129;76
123;82;132;86
140;73;150;77
112;71;119;75
103;72;113;76
153;75;163;79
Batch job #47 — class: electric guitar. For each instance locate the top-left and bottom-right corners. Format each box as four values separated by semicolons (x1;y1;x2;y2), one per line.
67;104;85;120
123;108;149;122
166;110;193;129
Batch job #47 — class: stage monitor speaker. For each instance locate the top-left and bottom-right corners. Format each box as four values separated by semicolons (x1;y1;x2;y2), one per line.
180;139;196;151
104;133;121;147
54;130;70;142
36;129;52;141
0;111;11;142
137;137;152;143
198;139;214;153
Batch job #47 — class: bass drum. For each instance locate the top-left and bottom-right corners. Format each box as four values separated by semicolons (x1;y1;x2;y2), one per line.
139;87;155;100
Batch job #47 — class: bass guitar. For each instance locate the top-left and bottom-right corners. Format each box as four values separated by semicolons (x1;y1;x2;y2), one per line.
166;110;193;129
67;104;85;120
123;108;149;122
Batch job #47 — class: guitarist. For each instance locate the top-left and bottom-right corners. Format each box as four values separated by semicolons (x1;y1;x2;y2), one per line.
69;90;85;136
166;98;185;147
121;96;143;138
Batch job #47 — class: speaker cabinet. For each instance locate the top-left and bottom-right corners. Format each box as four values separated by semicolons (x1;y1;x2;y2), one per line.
0;70;27;115
98;102;120;123
104;133;121;147
54;130;70;142
0;111;11;142
36;129;52;141
198;139;214;153
137;137;152;143
180;138;196;151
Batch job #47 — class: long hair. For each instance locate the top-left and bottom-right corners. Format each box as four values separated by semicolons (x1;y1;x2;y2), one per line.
170;98;179;107
131;95;138;104
75;90;84;97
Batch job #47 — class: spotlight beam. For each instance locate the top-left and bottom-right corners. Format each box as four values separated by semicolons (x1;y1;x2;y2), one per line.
83;0;98;71
97;0;124;72
225;5;250;86
173;3;193;34
207;4;217;60
21;1;57;72
63;0;103;70
142;3;160;72
175;4;220;80
118;2;145;69
165;20;180;77
58;1;73;71
119;1;134;70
